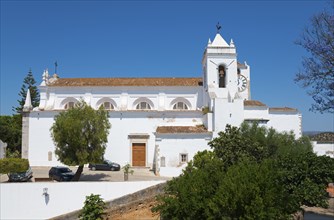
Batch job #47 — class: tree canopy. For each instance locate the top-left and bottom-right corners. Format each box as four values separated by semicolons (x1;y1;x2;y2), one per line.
13;69;40;113
153;123;334;219
295;3;334;113
50;101;111;181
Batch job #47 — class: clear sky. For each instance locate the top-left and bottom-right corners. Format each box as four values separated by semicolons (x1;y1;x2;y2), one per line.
1;0;333;132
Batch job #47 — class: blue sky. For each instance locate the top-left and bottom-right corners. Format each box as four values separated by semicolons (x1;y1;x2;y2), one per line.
1;0;333;132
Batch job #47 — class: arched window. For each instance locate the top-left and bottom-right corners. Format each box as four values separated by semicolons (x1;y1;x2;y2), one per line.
61;97;78;110
170;98;192;110
173;102;188;110
218;65;226;88
136;102;151;110
96;98;117;110
100;102;114;110
64;101;75;110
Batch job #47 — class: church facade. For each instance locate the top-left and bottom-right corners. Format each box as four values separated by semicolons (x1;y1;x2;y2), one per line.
22;32;302;175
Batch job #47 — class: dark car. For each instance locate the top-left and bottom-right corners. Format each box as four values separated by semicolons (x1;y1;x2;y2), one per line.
49;166;75;181
88;160;120;171
8;167;33;182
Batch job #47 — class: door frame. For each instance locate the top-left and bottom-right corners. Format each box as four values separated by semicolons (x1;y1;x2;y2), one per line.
128;134;149;167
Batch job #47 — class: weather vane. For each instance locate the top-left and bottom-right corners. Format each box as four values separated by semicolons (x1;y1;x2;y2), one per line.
216;22;221;33
55;61;58;74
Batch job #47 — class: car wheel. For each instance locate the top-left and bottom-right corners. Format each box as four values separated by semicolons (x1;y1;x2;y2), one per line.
60;177;64;182
91;166;96;171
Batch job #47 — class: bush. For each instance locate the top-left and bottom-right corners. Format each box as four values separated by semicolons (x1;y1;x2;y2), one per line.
0;158;29;174
79;194;106;220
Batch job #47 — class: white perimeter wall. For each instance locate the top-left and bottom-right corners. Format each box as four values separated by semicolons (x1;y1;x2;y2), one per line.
0;181;164;220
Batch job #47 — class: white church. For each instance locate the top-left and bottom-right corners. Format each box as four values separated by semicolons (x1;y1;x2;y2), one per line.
22;31;302;175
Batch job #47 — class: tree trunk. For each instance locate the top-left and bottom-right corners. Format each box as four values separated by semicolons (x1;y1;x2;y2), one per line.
72;165;84;181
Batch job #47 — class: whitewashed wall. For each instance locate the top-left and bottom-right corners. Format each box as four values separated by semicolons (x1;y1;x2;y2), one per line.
312;141;334;158
244;107;269;120
0;181;164;220
267;112;302;138
28;111;204;167
156;133;211;168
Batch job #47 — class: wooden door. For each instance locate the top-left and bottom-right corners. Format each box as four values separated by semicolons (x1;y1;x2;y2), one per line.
132;143;146;167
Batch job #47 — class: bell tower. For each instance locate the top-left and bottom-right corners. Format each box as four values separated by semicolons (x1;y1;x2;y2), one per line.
202;26;249;133
202;30;238;98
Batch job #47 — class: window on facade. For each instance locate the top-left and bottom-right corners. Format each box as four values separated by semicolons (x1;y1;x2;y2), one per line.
173;102;189;110
48;151;52;161
136;102;151;110
218;65;226;88
64;102;75;110
180;153;188;164
160;156;166;167
101;102;114;110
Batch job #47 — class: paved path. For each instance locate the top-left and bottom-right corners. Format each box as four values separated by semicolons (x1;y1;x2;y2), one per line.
0;166;172;183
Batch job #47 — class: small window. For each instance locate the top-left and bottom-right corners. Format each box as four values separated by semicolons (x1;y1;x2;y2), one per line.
136;102;151;110
173;102;188;110
180;153;188;164
160;156;166;167
64;102;75;110
101;102;114;110
48;151;52;161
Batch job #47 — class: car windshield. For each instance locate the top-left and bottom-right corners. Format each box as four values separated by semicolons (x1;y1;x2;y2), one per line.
59;168;71;173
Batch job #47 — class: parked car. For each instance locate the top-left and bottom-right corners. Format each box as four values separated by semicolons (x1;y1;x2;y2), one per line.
8;167;33;182
49;166;75;181
89;160;121;171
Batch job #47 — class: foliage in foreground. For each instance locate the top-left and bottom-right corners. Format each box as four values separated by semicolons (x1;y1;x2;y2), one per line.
0;158;29;174
153;123;334;219
79;194;106;220
50;101;111;181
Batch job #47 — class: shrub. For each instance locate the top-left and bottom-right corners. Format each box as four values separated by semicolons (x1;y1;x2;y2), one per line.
79;194;106;220
0;158;29;174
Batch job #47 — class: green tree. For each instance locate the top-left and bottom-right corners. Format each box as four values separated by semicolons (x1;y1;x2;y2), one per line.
276;151;334;211
0;114;22;155
295;2;334;113
153;123;334;219
0;158;29;174
50;101;111;181
79;194;106;220
13;69;40;113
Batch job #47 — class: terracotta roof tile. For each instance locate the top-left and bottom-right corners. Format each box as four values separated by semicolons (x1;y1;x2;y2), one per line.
269;107;298;112
244;100;267;107
48;77;203;87
156;125;208;134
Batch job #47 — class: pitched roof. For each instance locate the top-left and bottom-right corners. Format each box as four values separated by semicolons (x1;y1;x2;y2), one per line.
269;107;298;112
156;126;208;134
244;100;267;107
48;77;203;87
